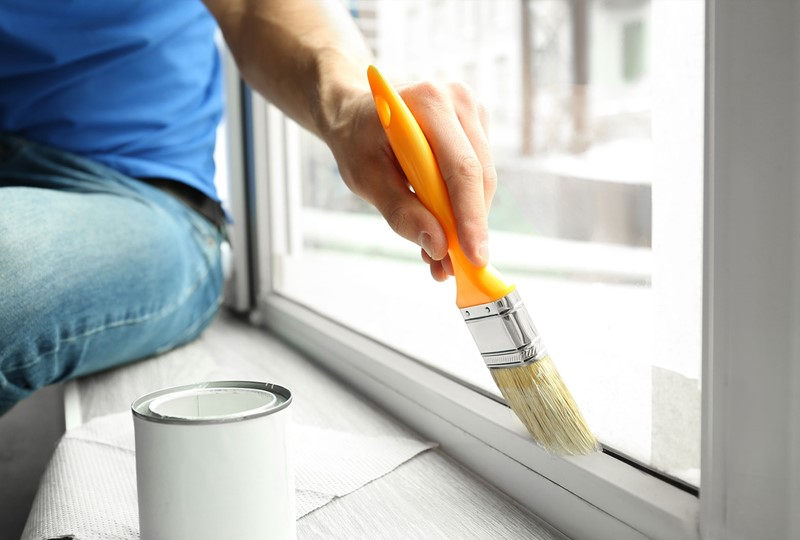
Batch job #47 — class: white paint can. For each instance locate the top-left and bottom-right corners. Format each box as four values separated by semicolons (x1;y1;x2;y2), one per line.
132;381;295;540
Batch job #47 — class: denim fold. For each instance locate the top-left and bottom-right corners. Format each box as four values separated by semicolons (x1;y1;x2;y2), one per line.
0;134;224;415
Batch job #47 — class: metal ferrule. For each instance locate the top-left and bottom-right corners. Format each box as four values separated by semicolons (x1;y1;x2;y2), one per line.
460;290;547;368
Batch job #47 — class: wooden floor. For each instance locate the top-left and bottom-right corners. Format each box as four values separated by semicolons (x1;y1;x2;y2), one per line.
36;310;565;539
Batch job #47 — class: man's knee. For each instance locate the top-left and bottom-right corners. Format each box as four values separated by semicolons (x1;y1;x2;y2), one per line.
0;193;85;399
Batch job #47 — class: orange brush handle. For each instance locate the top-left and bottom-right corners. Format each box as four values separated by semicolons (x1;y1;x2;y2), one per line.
367;65;515;308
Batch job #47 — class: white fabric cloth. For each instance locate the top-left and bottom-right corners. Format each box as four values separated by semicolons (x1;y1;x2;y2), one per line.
22;412;435;540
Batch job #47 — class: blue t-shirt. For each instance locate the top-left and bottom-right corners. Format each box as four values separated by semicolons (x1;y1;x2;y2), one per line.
0;1;223;200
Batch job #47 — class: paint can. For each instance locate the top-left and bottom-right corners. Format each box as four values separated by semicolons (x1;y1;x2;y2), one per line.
131;381;294;540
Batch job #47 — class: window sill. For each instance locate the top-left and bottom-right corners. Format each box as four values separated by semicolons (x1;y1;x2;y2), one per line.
261;294;699;540
57;311;563;539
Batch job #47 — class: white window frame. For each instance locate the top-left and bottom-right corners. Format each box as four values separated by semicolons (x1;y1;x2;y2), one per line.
227;1;799;538
700;1;799;539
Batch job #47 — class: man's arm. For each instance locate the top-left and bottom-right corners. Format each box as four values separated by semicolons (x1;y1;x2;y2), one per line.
203;0;497;279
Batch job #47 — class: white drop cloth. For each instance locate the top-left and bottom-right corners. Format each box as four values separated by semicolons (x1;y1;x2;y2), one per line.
22;412;435;540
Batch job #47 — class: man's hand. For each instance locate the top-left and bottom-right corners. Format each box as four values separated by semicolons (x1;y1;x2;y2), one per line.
205;0;496;280
322;81;497;281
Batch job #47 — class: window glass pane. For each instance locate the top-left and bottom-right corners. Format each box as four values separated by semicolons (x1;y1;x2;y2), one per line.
274;0;703;487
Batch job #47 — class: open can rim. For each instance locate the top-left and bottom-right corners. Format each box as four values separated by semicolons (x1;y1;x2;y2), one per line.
131;380;292;425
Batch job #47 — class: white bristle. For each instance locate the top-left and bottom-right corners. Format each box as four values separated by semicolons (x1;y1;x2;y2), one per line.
491;355;598;456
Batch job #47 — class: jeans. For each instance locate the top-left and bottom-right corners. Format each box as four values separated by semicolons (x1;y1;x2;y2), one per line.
0;134;224;416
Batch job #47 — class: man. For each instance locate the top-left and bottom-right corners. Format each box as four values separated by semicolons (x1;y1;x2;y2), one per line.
0;0;497;415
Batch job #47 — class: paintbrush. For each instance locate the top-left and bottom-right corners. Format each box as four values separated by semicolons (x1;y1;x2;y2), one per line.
367;65;597;455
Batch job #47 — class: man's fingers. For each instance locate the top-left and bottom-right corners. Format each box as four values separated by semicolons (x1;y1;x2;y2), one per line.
334;82;496;284
341;116;451;263
367;164;448;261
402;82;491;268
456;100;497;213
422;250;455;274
429;261;448;282
440;253;454;276
422;249;450;282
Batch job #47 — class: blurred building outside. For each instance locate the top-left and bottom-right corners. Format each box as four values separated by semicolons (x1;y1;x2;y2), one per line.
304;0;655;250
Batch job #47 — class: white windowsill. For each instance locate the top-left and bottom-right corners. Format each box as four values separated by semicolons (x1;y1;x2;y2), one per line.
261;294;699;540
57;312;565;539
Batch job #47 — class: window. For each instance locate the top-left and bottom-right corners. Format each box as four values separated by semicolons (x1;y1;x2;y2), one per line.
273;0;704;488
227;1;800;539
